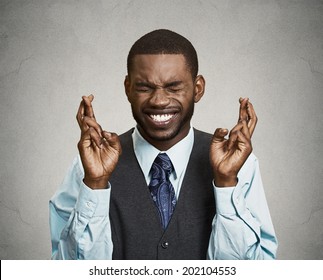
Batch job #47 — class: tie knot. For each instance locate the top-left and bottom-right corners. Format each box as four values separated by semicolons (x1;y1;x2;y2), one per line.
151;153;174;178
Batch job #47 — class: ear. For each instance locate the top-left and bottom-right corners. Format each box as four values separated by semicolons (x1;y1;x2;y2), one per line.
124;75;131;101
193;75;205;103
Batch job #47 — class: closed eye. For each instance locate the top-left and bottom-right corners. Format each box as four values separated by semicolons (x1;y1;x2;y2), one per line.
135;82;154;93
165;81;184;93
134;81;184;93
136;87;152;93
166;87;182;93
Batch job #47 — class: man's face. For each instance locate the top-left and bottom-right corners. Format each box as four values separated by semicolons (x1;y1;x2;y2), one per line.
125;54;204;150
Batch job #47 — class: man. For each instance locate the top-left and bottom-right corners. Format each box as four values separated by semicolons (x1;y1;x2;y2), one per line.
50;29;278;259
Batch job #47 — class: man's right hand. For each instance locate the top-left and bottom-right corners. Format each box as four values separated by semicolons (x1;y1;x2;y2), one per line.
76;95;122;189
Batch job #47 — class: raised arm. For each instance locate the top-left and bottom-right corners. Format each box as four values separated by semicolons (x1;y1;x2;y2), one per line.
50;95;121;259
208;98;277;259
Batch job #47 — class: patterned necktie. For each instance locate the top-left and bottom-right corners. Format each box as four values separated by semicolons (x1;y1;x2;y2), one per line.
148;153;176;229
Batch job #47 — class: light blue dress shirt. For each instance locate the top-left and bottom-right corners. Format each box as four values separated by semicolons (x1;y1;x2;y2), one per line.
49;127;278;260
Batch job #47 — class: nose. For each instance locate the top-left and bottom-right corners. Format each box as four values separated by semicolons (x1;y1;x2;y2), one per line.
148;88;171;107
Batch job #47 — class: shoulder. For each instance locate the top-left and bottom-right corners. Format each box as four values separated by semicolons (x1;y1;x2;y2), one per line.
192;128;213;155
193;128;213;142
118;128;135;145
190;128;212;162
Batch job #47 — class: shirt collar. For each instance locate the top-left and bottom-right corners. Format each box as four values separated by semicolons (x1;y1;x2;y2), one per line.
132;126;194;183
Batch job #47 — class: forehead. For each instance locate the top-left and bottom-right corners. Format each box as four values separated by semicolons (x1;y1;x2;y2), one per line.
130;54;191;82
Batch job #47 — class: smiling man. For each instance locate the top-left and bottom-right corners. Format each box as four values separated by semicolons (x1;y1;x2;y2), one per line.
125;54;203;151
49;29;278;260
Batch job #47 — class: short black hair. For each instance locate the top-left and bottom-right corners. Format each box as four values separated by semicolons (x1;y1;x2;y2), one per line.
127;29;198;79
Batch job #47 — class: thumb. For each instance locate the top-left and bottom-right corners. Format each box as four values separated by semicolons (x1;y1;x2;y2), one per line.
212;128;228;143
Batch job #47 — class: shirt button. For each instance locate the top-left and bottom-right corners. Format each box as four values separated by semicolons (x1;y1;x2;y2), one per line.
86;201;92;208
161;241;169;249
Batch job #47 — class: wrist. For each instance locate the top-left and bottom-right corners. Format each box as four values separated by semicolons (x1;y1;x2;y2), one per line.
83;176;110;190
214;174;238;187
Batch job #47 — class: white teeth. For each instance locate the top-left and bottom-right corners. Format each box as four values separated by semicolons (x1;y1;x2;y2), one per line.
150;114;174;122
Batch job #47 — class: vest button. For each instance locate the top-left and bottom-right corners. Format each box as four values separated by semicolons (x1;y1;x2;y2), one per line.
161;241;169;249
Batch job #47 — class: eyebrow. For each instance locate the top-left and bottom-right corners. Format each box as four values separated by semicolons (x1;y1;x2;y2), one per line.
164;81;183;88
135;82;154;88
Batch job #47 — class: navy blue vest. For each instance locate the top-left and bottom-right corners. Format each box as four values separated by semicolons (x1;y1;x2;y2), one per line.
109;128;216;259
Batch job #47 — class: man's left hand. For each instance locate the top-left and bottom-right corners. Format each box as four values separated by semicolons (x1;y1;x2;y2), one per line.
210;98;258;187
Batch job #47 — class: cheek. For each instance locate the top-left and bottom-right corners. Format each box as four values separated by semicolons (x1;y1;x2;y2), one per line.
129;96;146;111
178;93;195;108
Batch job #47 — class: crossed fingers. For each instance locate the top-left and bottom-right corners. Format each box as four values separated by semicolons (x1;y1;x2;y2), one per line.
238;97;257;137
76;94;103;148
227;97;256;149
77;95;95;126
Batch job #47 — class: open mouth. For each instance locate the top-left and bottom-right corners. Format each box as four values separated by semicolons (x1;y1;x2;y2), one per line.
147;113;177;125
150;114;174;122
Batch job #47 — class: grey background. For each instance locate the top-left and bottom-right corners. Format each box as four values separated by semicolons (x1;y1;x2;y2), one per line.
0;0;322;260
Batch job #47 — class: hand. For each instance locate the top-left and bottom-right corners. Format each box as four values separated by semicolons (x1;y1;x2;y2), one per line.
210;98;258;187
76;94;122;189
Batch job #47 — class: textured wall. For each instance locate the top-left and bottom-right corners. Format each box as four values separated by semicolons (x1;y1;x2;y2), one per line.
0;0;322;259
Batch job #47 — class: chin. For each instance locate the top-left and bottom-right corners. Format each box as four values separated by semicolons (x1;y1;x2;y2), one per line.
141;126;184;142
149;132;178;142
134;113;192;145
